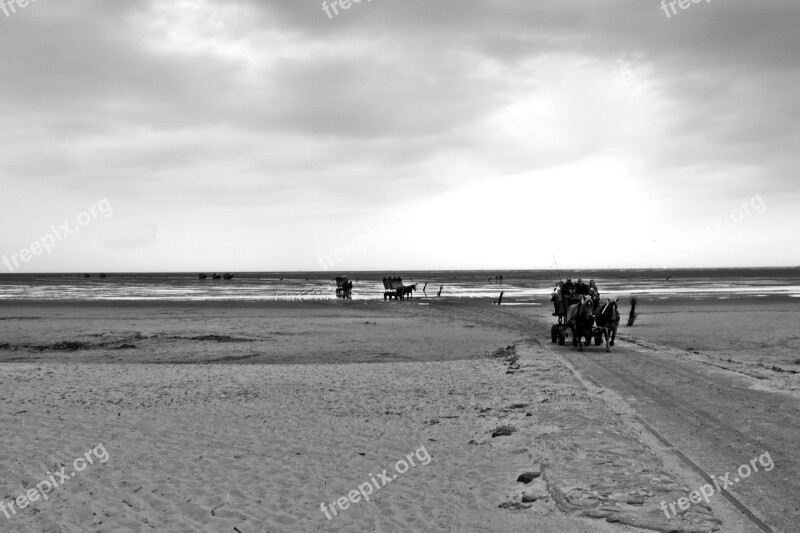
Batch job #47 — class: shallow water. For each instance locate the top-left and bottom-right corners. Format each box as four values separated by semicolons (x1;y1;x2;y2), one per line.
0;268;798;302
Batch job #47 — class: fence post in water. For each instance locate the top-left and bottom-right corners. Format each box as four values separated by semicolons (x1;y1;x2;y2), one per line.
437;285;443;297
497;292;504;305
627;296;637;327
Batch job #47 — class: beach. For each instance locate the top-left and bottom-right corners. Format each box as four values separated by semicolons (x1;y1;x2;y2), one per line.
2;289;796;532
4;0;800;530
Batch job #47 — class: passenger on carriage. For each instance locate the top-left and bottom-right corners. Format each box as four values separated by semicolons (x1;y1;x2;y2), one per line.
552;281;569;316
589;279;600;311
551;281;563;301
575;277;590;296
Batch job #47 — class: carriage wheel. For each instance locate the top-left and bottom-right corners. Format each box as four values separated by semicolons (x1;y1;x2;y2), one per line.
550;325;558;343
594;334;603;346
557;331;565;346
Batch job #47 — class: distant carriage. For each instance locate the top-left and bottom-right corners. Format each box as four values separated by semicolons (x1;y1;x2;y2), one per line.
335;276;353;299
382;277;416;300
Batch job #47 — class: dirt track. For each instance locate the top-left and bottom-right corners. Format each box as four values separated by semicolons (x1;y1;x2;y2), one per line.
424;301;799;533
554;336;800;533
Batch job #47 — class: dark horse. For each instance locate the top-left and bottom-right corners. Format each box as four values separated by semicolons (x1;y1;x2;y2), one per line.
396;284;417;300
566;296;594;351
594;297;620;352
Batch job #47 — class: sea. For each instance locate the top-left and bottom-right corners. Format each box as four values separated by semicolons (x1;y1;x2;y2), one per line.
0;268;798;302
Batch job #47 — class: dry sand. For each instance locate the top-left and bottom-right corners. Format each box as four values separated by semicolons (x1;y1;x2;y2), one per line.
0;299;760;532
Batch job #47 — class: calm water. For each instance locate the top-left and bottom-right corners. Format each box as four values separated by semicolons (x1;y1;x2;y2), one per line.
0;269;798;302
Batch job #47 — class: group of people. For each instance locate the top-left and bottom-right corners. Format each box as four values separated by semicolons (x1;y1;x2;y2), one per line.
382;277;403;288
552;277;601;313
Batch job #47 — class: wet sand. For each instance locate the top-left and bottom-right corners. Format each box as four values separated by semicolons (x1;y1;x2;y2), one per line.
0;300;512;365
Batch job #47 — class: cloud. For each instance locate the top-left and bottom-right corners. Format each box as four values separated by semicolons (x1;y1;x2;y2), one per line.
0;0;798;269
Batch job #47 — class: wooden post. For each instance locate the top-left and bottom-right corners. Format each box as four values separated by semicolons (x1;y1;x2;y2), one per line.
437;286;443;297
627;297;637;327
496;292;504;305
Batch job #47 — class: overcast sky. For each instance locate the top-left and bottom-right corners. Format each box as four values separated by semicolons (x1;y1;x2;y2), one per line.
1;0;798;272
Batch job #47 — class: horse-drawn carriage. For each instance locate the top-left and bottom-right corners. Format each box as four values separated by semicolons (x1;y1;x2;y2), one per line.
550;282;620;352
382;277;416;300
335;276;353;299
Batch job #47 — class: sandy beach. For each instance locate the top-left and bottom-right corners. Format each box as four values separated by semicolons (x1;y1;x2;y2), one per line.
3;296;792;532
3;0;800;529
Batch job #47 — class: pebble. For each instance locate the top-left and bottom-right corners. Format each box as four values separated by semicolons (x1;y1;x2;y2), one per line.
517;471;541;483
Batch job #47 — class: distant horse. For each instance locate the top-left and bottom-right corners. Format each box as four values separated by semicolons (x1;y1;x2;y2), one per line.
198;273;207;279
595;297;620;352
399;284;416;300
223;273;234;280
566;296;594;351
212;273;221;279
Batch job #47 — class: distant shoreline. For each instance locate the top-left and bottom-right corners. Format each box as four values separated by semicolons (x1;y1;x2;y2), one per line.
1;266;799;278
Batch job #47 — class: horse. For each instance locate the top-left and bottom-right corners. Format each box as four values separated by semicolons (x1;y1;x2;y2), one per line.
401;284;417;299
390;284;416;300
594;297;620;352
566;296;595;351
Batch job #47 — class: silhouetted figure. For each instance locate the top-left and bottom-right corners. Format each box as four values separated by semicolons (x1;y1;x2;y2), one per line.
576;277;589;296
588;280;600;311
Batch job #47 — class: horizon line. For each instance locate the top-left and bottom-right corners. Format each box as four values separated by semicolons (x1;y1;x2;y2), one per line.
2;266;799;276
